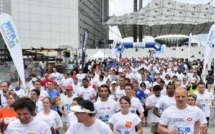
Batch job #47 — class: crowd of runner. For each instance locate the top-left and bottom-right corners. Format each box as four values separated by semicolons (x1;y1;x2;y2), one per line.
0;57;214;134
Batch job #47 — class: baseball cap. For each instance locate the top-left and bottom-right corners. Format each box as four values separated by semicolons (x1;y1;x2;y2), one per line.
111;81;117;85
44;73;49;77
31;77;37;82
65;85;73;90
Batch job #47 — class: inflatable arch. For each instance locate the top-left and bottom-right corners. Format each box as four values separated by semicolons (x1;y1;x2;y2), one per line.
112;41;166;60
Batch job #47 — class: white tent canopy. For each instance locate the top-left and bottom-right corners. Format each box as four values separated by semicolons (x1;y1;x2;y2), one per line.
106;0;215;37
89;51;108;60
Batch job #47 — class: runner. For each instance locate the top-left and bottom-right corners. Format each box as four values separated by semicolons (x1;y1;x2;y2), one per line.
94;84;120;124
6;97;51;134
158;87;207;134
109;96;142;134
66;100;112;134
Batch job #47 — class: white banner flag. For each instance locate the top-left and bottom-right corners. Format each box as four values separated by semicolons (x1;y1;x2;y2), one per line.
188;33;192;60
203;24;215;74
0;13;25;87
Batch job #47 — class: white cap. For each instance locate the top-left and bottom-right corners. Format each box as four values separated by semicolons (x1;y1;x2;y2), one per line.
111;81;117;85
70;105;95;113
31;77;37;82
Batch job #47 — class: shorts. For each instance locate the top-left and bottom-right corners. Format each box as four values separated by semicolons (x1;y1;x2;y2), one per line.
206;117;210;126
151;122;159;133
143;105;148;117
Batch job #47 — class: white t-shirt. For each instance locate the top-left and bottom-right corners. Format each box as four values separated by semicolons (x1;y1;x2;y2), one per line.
109;112;141;134
190;105;207;125
194;91;214;117
145;94;164;123
66;119;113;134
160;87;167;96
76;86;97;101
91;77;99;87
39;90;49;101
51;72;62;83
115;87;125;100
6;117;51;134
94;98;120;124
71;83;80;95
160;105;207;134
0;92;7;108
66;112;77;128
36;100;43;113
129;97;144;114
37;110;63;128
155;96;176;111
14;89;26;98
76;73;86;86
143;89;151;96
61;95;77;121
61;78;74;89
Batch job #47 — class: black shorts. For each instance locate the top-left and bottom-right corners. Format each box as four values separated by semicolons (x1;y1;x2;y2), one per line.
143;105;148;117
206;117;210;126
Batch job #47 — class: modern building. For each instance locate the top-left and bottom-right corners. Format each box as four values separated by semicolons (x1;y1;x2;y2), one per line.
0;0;109;49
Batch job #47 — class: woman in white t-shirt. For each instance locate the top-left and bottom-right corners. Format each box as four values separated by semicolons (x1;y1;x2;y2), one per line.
109;96;142;134
37;97;63;134
187;93;207;134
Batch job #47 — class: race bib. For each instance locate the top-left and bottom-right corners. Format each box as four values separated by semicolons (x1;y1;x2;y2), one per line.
99;115;109;123
64;104;71;111
130;110;135;113
117;129;130;134
200;104;206;111
4;117;16;124
178;127;191;134
158;108;163;114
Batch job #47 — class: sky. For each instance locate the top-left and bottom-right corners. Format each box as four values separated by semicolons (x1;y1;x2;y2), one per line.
108;0;208;43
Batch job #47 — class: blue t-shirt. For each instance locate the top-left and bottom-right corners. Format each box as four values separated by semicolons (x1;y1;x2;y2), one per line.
135;88;146;103
48;89;60;112
48;89;60;99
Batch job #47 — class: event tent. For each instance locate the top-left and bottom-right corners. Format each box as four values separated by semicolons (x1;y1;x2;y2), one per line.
89;51;109;60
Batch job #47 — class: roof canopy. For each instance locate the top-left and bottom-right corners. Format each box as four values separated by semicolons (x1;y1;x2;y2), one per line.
106;0;215;37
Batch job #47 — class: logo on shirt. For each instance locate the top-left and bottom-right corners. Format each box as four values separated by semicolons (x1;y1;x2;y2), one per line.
173;118;185;122
99;107;106;110
125;121;132;129
187;117;193;122
131;105;136;109
107;107;111;110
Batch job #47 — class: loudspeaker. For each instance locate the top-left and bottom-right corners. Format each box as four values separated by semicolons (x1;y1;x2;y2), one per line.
64;52;70;57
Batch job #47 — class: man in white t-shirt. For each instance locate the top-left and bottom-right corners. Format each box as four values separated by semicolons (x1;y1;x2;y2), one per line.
115;76;126;100
6;98;51;134
51;67;62;84
145;85;164;134
66;100;113;134
61;85;77;129
153;83;176;118
76;78;97;101
124;83;144;119
61;73;74;90
158;87;207;134
31;89;43;113
94;85;120;124
0;82;10;108
194;81;215;133
76;69;86;86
